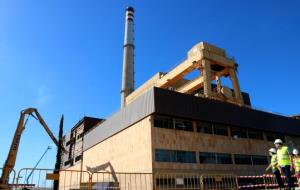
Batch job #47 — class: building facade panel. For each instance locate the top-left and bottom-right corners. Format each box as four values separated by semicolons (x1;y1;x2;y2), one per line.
82;116;153;173
150;114;300;175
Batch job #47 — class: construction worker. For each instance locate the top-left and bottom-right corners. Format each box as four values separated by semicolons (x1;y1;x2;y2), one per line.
265;148;284;189
292;149;300;187
274;139;294;189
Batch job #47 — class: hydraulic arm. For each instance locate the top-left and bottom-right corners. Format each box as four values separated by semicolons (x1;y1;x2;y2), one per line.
0;108;62;188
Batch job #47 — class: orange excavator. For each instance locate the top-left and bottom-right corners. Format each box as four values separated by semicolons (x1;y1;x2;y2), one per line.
0;108;62;189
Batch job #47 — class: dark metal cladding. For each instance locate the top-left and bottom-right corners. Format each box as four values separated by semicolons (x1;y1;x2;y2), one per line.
126;6;135;13
153;87;300;135
127;13;134;17
84;87;300;151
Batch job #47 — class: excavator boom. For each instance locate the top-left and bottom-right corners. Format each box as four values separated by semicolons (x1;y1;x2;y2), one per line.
0;108;62;188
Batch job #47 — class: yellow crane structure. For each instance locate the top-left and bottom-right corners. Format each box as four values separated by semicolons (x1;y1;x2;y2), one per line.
125;42;245;106
0;108;62;189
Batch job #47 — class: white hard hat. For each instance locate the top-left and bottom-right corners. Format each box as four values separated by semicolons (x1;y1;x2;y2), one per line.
293;149;299;155
274;139;283;145
269;148;277;154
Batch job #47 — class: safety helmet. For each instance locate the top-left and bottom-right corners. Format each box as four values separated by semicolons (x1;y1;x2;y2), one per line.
269;148;277;154
274;139;283;145
293;149;299;155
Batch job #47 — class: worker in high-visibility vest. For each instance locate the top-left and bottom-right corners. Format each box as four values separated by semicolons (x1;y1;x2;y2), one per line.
274;139;294;189
292;149;300;187
265;148;284;189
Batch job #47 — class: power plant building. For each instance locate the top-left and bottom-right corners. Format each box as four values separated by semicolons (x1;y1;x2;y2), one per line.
62;40;300;176
61;6;300;189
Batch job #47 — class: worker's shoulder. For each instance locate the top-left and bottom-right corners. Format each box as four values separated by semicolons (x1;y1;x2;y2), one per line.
282;145;289;150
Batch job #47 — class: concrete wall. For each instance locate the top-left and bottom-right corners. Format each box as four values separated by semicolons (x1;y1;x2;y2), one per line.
151;117;284;175
82;116;153;173
60;116;153;189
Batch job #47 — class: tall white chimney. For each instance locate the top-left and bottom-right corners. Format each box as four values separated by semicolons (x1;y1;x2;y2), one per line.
121;6;135;108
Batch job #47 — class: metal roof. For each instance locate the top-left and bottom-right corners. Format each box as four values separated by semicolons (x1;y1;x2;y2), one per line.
83;88;155;151
83;87;300;151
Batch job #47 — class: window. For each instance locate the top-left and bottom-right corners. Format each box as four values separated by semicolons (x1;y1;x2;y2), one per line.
231;128;264;140
247;129;263;140
216;153;232;164
153;116;194;132
77;133;84;140
234;154;252;165
266;132;285;142
155;149;173;162
213;124;228;136
75;155;82;162
64;160;70;166
66;141;71;146
177;151;196;163
199;152;216;164
64;159;73;166
155;149;196;163
174;120;193;132
200;152;232;164
252;155;268;165
197;121;213;134
231;127;247;138
153;116;174;129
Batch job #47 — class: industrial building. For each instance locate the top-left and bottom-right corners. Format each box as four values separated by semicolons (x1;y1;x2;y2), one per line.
61;5;300;183
62;116;103;168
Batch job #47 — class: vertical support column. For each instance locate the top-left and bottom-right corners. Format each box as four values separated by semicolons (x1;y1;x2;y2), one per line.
192;121;197;132
216;75;222;94
201;59;212;98
229;68;244;104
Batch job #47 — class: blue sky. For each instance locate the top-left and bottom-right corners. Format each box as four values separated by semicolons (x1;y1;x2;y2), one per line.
0;0;299;170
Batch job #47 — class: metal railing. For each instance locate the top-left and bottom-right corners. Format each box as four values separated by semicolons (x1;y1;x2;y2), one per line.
0;168;16;185
237;174;300;189
237;175;267;189
14;168;91;190
16;168;55;188
154;173;238;190
92;171;153;190
263;174;279;189
154;173;201;189
200;173;238;190
7;167;290;190
58;169;91;190
8;168;153;190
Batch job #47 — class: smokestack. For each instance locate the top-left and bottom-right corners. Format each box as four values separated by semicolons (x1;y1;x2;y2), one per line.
121;6;135;108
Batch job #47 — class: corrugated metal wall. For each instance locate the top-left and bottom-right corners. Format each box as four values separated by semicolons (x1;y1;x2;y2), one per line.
83;88;155;151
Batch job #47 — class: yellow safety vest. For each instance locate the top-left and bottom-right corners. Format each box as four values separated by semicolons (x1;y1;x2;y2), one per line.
277;146;291;166
271;155;278;171
293;157;300;172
